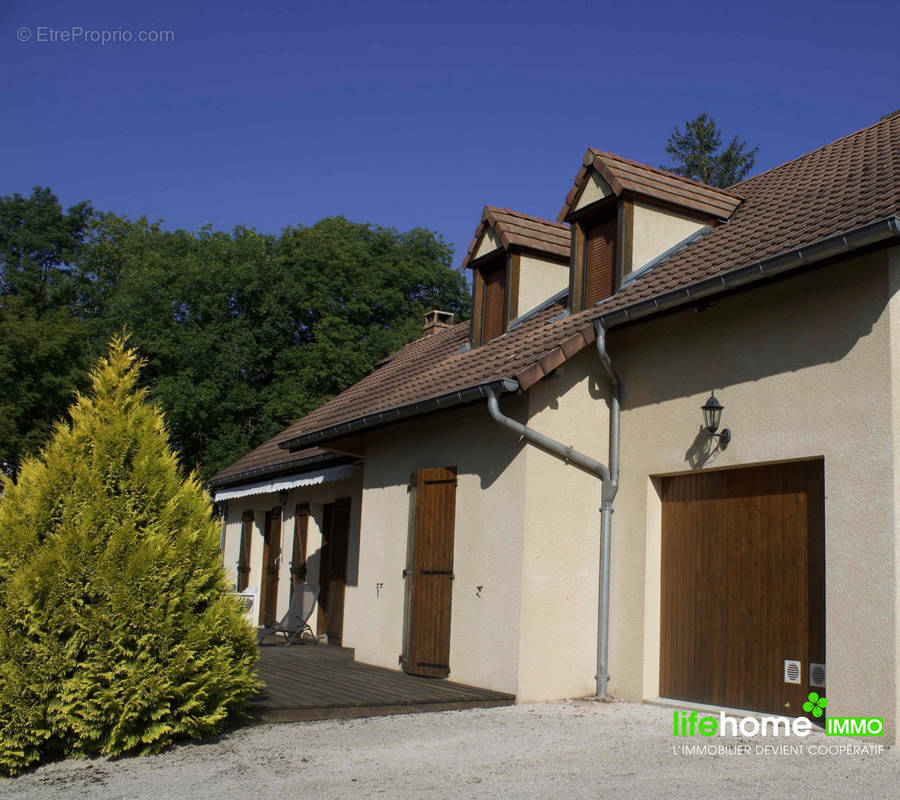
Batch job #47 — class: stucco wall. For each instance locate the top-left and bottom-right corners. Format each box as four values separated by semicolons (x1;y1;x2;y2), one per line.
517;351;610;701
220;471;362;626
888;247;900;736
628;201;705;275
581;248;896;735
517;254;568;318
574;170;613;211
473;227;501;259
343;400;530;695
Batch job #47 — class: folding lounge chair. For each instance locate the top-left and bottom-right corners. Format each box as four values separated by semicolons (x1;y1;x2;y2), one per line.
257;584;319;645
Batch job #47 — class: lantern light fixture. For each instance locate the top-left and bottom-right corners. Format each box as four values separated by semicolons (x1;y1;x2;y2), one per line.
701;393;731;447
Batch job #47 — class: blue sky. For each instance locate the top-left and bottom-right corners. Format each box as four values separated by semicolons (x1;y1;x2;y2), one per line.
2;0;896;266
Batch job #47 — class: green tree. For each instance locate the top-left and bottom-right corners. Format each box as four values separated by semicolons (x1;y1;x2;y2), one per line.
662;113;759;187
103;216;469;478
0;336;257;775
0;299;94;473
0;187;94;313
0;188;470;479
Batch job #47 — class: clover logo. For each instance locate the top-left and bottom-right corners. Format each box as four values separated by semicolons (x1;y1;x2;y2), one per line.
803;691;828;718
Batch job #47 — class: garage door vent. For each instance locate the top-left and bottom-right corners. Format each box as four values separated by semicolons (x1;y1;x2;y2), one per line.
784;660;801;684
810;663;826;688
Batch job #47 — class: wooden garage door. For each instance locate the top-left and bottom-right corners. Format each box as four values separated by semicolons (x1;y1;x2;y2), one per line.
402;467;458;678
660;460;825;717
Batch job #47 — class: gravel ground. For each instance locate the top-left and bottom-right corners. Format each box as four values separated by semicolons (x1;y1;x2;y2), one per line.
3;700;897;799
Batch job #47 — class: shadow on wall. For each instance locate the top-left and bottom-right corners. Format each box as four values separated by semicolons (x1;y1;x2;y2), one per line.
611;256;888;413
360;400;529;494
305;548;321;593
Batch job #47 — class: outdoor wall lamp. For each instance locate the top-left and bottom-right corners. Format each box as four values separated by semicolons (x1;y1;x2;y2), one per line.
701;393;731;447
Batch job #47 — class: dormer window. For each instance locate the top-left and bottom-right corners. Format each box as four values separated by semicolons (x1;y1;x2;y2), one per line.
559;149;742;314
584;217;617;305
570;212;618;311
479;257;506;343
462;206;570;348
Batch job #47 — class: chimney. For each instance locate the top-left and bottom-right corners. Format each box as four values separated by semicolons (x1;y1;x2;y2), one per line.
422;309;454;336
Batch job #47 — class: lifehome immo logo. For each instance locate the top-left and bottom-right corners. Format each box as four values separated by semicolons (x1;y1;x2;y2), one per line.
672;693;884;739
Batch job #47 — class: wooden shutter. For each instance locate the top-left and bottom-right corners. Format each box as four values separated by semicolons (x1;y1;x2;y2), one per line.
237;511;253;592
318;498;351;644
402;467;458;678
481;263;506;343
259;508;282;626
291;503;310;589
583;217;617;307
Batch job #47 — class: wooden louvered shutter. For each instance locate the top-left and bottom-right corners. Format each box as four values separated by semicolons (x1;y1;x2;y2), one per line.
237;511;253;592
291;503;309;589
481;263;506;343
402;467;458;677
583;217;617;307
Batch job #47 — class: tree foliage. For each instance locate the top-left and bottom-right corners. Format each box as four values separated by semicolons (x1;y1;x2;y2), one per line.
0;337;258;775
0;188;470;478
662;113;759;188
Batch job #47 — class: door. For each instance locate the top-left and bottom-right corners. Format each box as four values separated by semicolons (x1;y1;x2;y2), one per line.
402;467;458;678
317;498;351;645
659;459;825;716
258;507;281;627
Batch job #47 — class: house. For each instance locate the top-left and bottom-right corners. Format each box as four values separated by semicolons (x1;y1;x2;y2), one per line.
210;113;900;736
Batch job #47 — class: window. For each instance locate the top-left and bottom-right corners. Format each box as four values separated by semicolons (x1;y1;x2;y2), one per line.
481;260;506;343
570;211;618;313
583;217;617;307
237;510;253;592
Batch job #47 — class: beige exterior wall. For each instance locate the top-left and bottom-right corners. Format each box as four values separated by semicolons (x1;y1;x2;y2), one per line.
516;254;569;317
219;243;899;736
573;170;613;211
518;352;610;700
220;471;363;627
575;247;896;735
342;402;530;695
628;201;706;275
473;227;501;260
888;247;900;736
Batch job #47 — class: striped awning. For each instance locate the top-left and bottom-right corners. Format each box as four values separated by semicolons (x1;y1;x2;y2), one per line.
213;464;356;502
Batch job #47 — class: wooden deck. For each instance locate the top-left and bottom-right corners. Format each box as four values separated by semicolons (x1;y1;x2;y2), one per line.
250;642;515;723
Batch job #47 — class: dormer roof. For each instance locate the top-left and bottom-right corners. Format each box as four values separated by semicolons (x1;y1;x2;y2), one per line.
462;206;570;269
558;149;743;223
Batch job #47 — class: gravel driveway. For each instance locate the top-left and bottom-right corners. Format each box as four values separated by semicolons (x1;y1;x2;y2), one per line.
3;700;897;799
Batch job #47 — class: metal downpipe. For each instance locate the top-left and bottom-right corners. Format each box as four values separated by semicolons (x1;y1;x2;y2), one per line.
594;319;620;699
484;326;621;699
484;389;610;483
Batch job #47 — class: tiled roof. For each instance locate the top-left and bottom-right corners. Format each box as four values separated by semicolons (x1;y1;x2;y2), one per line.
461;206;570;269
210;443;344;486
211;113;900;486
559;149;743;222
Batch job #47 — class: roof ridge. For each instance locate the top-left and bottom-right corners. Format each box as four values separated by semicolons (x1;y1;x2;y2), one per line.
484;205;570;229
589;148;743;199
732;113;898;190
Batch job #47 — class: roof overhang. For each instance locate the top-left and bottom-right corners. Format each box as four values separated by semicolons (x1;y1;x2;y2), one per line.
513;216;900;392
277;378;520;452
462;206;570;269
253;216;900;457
595;215;900;330
207;450;355;490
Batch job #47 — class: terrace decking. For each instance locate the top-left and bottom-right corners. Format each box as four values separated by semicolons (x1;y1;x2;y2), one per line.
250;642;515;723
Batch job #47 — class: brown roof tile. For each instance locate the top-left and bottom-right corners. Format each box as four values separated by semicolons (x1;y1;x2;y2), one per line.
461;206;570;268
212;113;900;484
558;149;743;222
